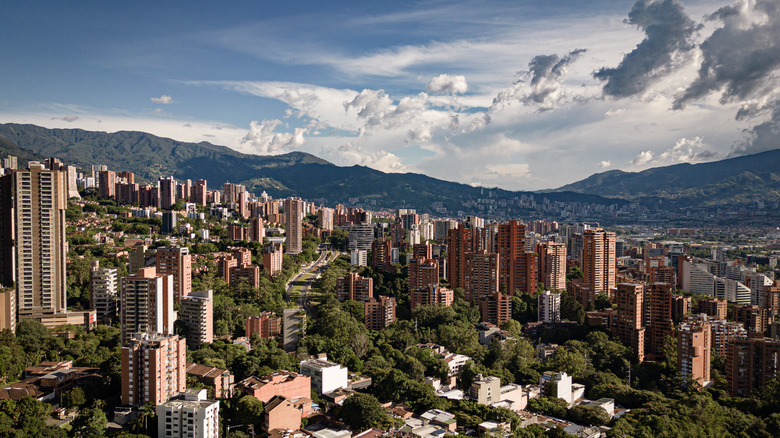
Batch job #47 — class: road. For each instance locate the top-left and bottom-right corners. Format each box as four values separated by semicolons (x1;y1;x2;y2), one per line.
285;248;340;310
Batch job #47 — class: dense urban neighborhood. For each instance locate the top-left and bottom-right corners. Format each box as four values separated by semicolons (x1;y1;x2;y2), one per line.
0;153;780;437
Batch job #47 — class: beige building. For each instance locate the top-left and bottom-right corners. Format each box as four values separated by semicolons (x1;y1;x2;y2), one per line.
14;163;68;319
120;266;175;346
180;290;213;350
90;261;118;321
470;374;501;405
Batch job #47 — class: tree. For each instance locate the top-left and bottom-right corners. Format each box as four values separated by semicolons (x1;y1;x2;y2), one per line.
340;393;393;431
62;386;87;408
234;395;264;428
69;405;107;437
568;404;610;426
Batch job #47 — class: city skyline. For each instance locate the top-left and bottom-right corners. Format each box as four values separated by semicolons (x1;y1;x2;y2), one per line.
0;0;778;191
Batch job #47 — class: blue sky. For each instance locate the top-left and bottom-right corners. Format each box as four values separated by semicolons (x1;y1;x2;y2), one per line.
1;0;778;190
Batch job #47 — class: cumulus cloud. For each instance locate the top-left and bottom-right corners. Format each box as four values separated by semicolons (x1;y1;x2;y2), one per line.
240;119;307;154
337;142;405;172
595;0;700;97
51;115;79;122
151;95;174;104
630;137;719;167
344;89;430;130
491;49;588;111
598;160;612;168
675;0;780;109
631;150;654;165
426;74;468;94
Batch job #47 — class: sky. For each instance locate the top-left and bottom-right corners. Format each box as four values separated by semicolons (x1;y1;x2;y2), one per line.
1;0;778;191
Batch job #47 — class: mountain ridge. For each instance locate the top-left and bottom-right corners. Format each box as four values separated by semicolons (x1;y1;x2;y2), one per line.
0;123;621;215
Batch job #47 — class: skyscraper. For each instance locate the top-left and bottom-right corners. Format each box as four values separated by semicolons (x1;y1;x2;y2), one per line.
447;225;473;290
284;198;304;255
465;251;499;302
582;228;616;293
180;290;214;350
537;241;567;291
677;320;711;385
613;283;646;362
538;290;561;323
90;261;118;321
156;246;192;303
120;266;175;346
158;176;177;209
14;162;68;319
496;220;525;295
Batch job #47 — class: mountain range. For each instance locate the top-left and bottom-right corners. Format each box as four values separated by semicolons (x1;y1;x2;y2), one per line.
0;123;778;214
0;123;617;215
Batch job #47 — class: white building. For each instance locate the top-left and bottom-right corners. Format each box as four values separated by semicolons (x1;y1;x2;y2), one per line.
539;371;584;405
299;354;348;394
157;389;220;438
350;249;368;267
180;290;213;350
90;262;117;320
538;290;561;323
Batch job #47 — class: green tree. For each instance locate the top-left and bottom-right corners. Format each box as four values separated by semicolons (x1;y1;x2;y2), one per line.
340;393;393;431
69;405;107;437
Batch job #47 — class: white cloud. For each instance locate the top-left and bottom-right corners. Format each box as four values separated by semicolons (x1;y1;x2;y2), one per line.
151;108;164;115
631;150;654;166
426;74;468;95
484;163;531;180
658;136;717;163
241;119;307;155
151;95;174;104
597;160;612;168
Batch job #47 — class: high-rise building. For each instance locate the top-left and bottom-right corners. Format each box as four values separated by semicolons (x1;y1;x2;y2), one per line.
180;290;213;350
336;272;373;302
14;163;68;319
98;170;116;199
158;176;177;209
371;239;393;272
192;179;208;206
537;241;567;291
162;212;177;234
465;251;499;302
582;228;616;293
496;220;525;295
120;266;175;346
677;320;711;385
409;258;439;292
250;217;265;242
733;305;766;336
0;174;14;289
90;261;118;321
156;246;192;303
479;292;512;326
364;296;396;330
646;283;674;361
284;198;304;255
263;241;284;277
699;297;727;320
318;207;334;231
725;337;780;396
156;389;220;438
0;290;15;333
613;283;646;362
448;225;473;290
121;333;186;406
538;290;561;323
